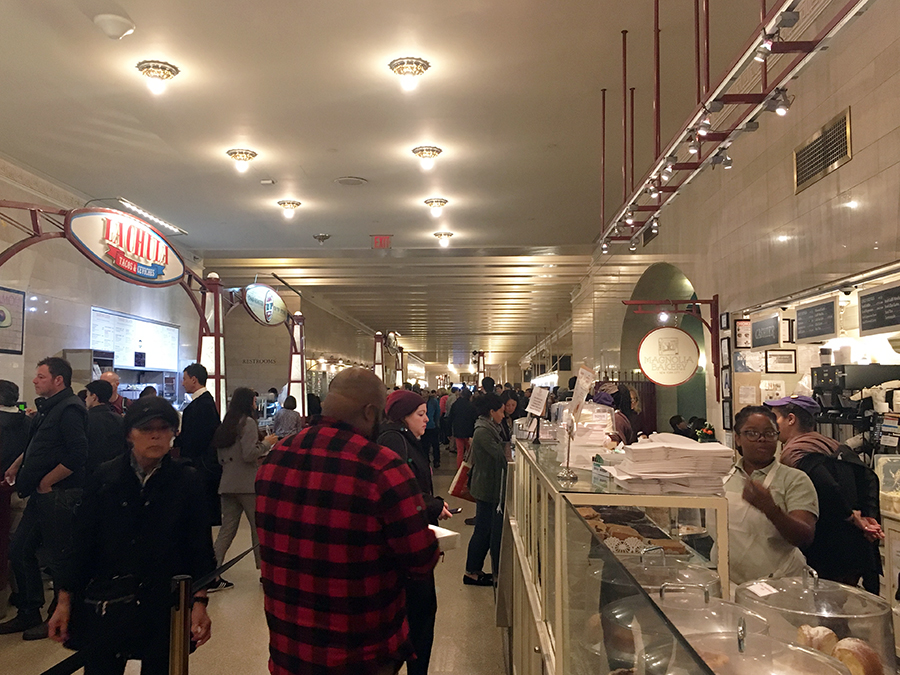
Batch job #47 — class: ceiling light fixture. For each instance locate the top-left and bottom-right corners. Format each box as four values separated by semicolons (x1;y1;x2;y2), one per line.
647;184;660;199
755;34;774;62
388;57;431;91
93;14;135;39
688;132;700;155
116;198;188;235
649;217;659;234
624;206;635;225
277;200;302;219
662;154;677;180
629;239;638;253
226;148;257;173
601;240;609;253
424;197;448;217
434;231;453;248
697;115;711;137
658;311;670;323
412;145;442;170
136;60;179;94
313;233;331;246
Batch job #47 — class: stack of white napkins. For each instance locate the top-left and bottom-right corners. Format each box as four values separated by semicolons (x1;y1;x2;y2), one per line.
601;433;734;494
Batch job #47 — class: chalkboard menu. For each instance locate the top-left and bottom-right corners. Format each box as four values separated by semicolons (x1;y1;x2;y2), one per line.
751;316;781;349
796;298;837;342
859;282;900;336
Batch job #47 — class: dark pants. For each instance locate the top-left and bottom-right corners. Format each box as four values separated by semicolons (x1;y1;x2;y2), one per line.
466;500;499;575
422;429;441;467
10;488;81;614
84;649;167;675
439;417;450;445
405;574;437;675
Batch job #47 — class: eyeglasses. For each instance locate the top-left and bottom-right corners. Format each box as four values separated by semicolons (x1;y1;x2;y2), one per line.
739;429;779;441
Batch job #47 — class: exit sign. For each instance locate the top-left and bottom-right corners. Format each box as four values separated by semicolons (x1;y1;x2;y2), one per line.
372;235;392;249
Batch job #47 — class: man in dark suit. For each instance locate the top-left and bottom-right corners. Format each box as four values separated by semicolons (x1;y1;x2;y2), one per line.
174;363;221;526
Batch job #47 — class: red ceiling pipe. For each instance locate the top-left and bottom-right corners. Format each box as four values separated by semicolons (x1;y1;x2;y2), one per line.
703;0;711;96
622;29;629;204
630;87;636;194
761;0;768;91
693;0;701;103
601;88;607;226
654;0;661;158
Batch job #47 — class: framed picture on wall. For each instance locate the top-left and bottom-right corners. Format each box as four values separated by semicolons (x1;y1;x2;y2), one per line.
720;337;731;368
765;349;797;374
722;399;733;431
721;368;732;399
734;320;752;349
0;285;25;355
719;312;730;331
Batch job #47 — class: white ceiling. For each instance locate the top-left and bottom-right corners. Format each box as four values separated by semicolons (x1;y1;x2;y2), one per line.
0;0;758;366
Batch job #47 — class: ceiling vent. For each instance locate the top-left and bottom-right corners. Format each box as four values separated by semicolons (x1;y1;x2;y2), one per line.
334;176;368;186
794;108;851;193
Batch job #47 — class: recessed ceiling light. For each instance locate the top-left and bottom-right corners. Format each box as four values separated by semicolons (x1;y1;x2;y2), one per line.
226;148;257;173
334;176;368;186
388;57;431;91
434;231;453;248
412;146;442;170
424;198;448;217
93;14;135;39
136;60;179;94
277;200;302;219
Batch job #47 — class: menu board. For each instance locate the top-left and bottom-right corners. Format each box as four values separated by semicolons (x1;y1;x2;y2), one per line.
751;316;781;349
795;298;837;342
859;282;900;336
90;307;179;371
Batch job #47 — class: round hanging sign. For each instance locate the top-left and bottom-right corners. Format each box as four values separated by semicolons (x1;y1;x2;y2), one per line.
637;326;700;386
243;283;289;326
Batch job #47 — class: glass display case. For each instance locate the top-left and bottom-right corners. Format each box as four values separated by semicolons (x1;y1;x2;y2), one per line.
505;439;731;675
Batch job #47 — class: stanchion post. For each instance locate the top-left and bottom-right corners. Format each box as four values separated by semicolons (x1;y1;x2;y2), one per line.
169;575;192;675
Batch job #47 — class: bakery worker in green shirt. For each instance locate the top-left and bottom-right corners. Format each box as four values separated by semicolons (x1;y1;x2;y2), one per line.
723;405;819;586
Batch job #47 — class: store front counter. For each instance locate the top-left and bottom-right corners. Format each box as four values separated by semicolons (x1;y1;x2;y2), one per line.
501;439;729;675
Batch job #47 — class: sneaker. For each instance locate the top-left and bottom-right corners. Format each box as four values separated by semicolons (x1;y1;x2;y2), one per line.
206;578;234;593
0;611;42;635
22;621;49;641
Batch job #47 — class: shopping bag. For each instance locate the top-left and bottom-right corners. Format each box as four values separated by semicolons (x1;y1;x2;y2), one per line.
449;459;476;502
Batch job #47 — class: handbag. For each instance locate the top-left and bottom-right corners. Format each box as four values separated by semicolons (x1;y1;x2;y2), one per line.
449;453;476;503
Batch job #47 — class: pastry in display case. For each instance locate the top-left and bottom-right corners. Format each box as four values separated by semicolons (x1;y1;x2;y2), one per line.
735;571;895;675
684;632;853;675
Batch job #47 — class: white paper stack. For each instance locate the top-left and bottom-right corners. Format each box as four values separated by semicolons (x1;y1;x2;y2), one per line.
601;433;735;494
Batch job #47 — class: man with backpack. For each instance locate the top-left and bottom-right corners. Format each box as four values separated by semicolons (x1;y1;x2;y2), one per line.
765;395;883;592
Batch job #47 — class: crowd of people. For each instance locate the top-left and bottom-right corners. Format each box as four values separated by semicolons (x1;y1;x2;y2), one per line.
0;358;889;675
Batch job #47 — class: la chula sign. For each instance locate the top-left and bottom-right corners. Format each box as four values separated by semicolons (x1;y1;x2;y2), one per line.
243;283;289;327
65;209;185;287
637;326;700;386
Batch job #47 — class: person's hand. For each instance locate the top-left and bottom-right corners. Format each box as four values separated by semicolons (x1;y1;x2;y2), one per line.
851;512;885;541
264;434;278;447
439;505;453;520
36;481;52;494
190;603;212;647
24;407;36;417
3;466;16;486
742;478;778;517
48;595;71;643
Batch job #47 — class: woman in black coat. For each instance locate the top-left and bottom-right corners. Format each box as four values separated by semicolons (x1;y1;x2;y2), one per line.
377;390;452;675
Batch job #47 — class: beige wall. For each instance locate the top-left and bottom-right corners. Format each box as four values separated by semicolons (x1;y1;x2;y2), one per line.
569;0;900;435
0;158;200;405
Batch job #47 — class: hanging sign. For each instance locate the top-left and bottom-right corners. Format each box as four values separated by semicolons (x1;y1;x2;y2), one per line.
859;281;900;336
751;315;781;349
795;297;838;342
243;283;289;326
637;327;700;386
65;208;185;287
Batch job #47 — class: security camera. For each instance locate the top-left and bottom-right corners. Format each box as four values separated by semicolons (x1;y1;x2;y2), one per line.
780;306;789;311
839;285;854;295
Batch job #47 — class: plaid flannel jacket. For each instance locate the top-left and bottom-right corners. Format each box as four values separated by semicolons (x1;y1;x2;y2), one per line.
256;417;440;675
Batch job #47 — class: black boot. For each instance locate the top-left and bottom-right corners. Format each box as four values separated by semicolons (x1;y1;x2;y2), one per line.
0;610;42;635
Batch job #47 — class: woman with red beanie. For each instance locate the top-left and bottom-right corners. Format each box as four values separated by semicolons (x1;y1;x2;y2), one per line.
377;389;452;675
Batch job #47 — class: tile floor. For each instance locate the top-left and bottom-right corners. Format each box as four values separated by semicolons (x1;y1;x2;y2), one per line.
1;448;506;675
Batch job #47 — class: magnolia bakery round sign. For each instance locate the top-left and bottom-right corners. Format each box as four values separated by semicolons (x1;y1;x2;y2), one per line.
243;283;289;326
637;327;700;386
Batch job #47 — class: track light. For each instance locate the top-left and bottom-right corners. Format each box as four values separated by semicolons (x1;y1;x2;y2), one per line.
629;239;638;253
624;206;635;225
755;34;774;62
765;88;792;116
723;155;733;169
688;133;700;155
697;115;711;137
647;185;660;199
601;240;609;253
649;217;659;234
662;155;676;181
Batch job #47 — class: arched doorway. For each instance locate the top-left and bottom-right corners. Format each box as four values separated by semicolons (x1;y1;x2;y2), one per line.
620;263;707;431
